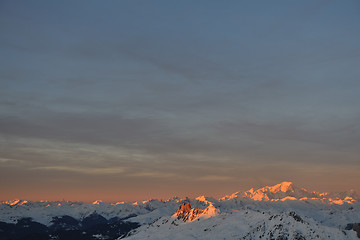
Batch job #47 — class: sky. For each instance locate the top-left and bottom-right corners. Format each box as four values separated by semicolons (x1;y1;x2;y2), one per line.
1;0;360;202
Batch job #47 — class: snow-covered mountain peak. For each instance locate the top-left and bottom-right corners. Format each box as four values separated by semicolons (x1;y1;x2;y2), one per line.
200;203;219;218
251;181;297;195
195;196;216;206
166;196;181;202
269;181;294;192
219;181;359;205
1;199;28;206
241;181;321;201
220;182;301;201
92;200;104;205
196;196;207;202
1;181;359;240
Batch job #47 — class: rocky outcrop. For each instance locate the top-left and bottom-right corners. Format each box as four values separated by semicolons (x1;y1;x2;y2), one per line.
346;223;360;238
173;203;219;222
174;203;203;221
354;223;360;238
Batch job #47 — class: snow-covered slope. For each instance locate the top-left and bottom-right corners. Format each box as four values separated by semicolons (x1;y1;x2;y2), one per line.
124;207;359;240
1;182;359;239
0;198;181;225
122;182;360;239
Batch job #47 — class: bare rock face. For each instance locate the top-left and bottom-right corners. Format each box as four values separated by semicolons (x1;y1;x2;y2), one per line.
176;203;192;214
173;202;219;222
352;223;360;238
174;203;203;221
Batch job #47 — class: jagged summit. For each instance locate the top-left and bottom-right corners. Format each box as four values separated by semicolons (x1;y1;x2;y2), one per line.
173;202;219;222
174;203;194;221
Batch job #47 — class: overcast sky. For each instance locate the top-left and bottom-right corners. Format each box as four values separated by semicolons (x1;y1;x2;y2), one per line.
1;0;360;202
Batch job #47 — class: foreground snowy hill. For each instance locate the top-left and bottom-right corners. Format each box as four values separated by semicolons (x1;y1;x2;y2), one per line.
1;182;359;239
125;205;358;240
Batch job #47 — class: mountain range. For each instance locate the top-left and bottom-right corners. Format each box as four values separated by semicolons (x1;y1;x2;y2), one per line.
1;181;359;239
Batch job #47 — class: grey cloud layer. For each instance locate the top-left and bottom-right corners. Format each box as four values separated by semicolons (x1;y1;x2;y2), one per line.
0;1;360;199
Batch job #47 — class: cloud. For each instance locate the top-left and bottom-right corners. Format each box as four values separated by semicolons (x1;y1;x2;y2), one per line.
197;175;234;181
0;157;24;163
215;118;360;151
0;113;165;148
31;166;125;175
126;171;179;179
